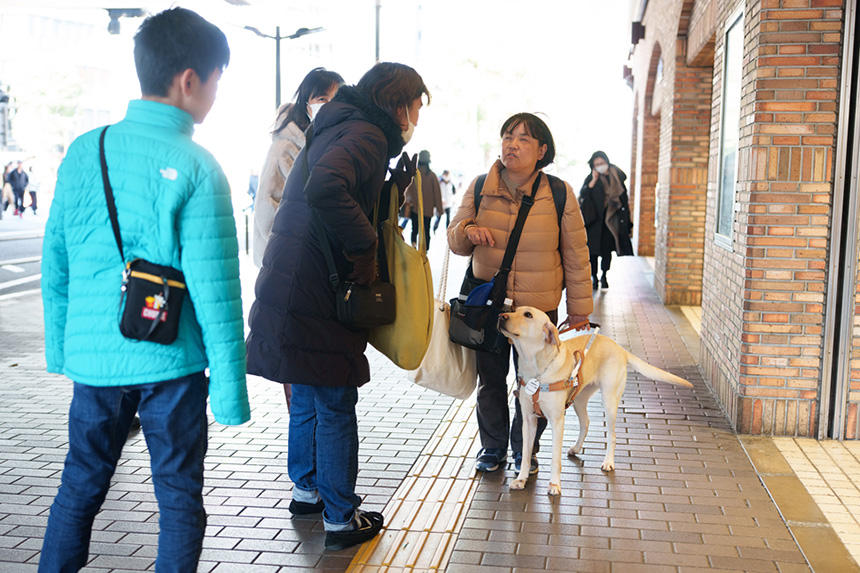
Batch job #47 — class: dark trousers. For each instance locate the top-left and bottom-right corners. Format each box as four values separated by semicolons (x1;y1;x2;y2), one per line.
40;372;208;573
433;207;451;231
12;190;25;213
410;213;432;247
590;253;612;276
28;191;37;213
475;309;556;455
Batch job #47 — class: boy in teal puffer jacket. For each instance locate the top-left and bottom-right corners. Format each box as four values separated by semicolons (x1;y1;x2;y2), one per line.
39;9;249;572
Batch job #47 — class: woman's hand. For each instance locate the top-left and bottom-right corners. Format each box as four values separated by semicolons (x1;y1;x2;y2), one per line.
560;315;590;332
588;169;600;188
464;225;495;247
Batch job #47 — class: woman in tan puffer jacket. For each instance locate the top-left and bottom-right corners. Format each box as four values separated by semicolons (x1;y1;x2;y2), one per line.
448;112;593;474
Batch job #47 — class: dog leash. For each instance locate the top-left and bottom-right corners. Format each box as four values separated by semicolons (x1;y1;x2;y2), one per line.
520;322;600;418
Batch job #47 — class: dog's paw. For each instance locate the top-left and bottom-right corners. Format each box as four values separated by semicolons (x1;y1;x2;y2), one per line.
567;445;582;457
510;478;527;490
600;459;615;471
547;482;561;496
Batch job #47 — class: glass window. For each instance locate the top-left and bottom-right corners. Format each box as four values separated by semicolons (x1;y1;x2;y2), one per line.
717;13;744;241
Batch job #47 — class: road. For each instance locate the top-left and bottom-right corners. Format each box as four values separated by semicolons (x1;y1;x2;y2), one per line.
0;218;44;301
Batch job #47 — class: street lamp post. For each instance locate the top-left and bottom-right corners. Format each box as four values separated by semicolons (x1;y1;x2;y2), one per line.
244;25;324;109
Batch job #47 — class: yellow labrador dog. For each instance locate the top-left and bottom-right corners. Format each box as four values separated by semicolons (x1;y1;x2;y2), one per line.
497;306;693;495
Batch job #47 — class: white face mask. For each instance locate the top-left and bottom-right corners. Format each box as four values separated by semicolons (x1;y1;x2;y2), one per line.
596;164;609;175
308;102;324;122
401;107;416;145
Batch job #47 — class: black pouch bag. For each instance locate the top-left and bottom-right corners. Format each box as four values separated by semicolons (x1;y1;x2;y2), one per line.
449;173;542;354
99;127;187;345
300;134;395;330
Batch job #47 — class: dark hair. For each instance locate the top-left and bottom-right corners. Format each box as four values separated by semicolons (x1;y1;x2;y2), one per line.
356;62;430;119
499;113;556;170
588;150;610;169
133;8;230;97
275;67;344;134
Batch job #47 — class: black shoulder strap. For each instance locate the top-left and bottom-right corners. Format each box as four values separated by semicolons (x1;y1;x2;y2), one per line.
472;174;487;213
498;173;542;274
546;173;567;230
99;126;124;262
475;172;566;229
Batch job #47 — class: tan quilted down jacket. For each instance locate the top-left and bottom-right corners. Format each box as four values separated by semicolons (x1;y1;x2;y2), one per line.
448;160;593;318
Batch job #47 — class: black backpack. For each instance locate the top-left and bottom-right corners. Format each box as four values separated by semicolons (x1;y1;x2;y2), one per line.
473;173;567;230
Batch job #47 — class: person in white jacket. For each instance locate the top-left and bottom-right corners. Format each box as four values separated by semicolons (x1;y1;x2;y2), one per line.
253;68;344;267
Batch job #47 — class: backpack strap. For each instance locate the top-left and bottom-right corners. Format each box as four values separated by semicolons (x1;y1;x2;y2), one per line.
474;172;566;229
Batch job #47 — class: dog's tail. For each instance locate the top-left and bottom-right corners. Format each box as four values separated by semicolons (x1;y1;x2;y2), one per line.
625;352;694;388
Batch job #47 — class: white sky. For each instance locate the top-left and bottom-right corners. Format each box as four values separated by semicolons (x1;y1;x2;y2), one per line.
0;0;633;199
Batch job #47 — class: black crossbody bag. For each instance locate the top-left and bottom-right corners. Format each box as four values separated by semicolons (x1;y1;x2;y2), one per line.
300;135;395;330
449;174;542;354
99;126;187;344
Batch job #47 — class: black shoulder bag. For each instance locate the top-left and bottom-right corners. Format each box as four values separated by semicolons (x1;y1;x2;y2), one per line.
99;126;187;344
300;135;395;330
449;173;542;354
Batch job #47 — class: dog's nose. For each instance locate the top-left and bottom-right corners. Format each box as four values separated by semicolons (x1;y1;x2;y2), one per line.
499;314;508;322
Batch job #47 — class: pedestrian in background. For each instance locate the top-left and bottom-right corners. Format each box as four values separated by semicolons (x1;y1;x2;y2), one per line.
1;162;13;217
448;112;593;475
27;165;38;214
246;62;429;551
39;9;250;572
252;67;344;268
578;150;634;290
434;168;456;231
8;160;28;217
404;149;442;247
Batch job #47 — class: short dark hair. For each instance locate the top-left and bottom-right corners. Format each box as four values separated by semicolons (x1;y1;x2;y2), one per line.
276;67;344;133
133;8;230;97
356;62;430;119
499;113;556;170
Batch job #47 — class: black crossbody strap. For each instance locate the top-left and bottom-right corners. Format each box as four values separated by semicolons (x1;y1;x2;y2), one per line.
99;126;124;263
498;173;542;273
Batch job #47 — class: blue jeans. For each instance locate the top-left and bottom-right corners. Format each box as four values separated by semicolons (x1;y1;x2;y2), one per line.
288;383;361;529
40;372;208;573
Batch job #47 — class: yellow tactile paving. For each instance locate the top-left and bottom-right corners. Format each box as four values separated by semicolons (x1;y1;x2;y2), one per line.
773;437;860;566
347;395;482;571
679;305;702;336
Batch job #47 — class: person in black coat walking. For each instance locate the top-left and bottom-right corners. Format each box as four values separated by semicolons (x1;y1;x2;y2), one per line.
578;151;633;290
246;62;429;551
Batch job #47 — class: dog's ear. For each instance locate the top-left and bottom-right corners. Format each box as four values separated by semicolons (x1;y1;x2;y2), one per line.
543;322;561;348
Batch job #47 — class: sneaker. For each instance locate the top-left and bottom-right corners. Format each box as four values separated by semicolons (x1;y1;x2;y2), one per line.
600;274;609;290
513;452;539;475
289;499;325;515
324;510;384;551
475;448;506;472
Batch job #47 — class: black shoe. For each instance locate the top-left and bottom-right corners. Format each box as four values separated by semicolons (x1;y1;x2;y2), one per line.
475;448;507;472
600;274;609;290
513;452;539;475
289;499;325;515
592;276;598;290
324;510;384;551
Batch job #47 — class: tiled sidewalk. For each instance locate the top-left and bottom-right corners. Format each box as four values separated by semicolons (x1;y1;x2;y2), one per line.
444;257;812;572
0;248;829;572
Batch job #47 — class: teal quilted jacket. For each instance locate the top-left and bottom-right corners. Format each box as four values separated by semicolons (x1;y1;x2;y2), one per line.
42;99;250;425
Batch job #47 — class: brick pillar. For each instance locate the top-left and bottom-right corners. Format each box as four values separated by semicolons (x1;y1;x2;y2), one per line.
654;36;712;306
701;0;844;436
636;85;660;257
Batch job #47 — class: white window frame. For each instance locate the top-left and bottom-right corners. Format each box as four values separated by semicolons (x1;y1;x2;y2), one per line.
715;7;745;250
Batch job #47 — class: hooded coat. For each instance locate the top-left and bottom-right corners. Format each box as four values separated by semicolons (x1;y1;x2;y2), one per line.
246;86;403;388
578;158;634;259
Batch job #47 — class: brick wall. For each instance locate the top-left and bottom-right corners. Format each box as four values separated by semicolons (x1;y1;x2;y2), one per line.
634;0;713;305
848;250;860;438
701;0;844;436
